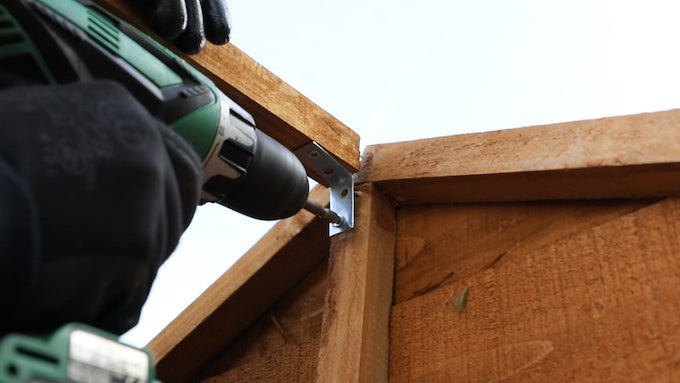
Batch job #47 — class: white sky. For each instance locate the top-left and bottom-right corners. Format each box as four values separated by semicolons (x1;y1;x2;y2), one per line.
121;0;680;346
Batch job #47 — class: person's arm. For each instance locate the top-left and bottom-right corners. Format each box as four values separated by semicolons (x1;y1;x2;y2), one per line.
0;80;202;336
0;158;40;311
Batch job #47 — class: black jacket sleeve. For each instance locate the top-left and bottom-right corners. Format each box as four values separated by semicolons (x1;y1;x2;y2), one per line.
0;157;40;310
0;81;202;336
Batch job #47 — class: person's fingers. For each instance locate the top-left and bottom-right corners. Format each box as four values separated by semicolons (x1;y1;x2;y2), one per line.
141;0;187;40
200;0;231;44
171;0;206;54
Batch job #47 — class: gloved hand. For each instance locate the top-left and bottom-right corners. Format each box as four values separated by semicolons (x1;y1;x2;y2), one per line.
134;0;231;54
0;80;202;336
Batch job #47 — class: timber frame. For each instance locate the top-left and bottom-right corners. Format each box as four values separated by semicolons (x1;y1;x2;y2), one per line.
148;109;680;382
99;2;680;381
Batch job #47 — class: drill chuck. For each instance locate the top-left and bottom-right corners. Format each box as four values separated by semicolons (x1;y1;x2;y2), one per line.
237;129;309;219
200;95;309;220
202;128;310;220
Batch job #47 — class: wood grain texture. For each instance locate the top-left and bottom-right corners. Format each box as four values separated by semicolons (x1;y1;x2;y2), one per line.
390;197;680;382
316;184;397;383
199;260;328;382
358;109;680;204
394;199;657;304
147;186;330;381
93;0;361;177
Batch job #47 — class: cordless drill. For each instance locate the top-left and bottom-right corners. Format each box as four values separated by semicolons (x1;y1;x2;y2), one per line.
0;0;310;220
0;1;319;381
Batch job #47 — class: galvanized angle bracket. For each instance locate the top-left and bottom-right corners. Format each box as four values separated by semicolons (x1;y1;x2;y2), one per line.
294;142;354;236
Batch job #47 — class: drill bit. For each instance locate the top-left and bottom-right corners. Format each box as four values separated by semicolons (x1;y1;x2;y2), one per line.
303;199;345;227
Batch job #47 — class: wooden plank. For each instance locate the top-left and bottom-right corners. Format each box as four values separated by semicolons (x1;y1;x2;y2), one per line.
358;109;680;204
147;186;331;381
93;0;361;178
394;199;656;305
199;260;328;382
316;184;396;383
390;197;680;382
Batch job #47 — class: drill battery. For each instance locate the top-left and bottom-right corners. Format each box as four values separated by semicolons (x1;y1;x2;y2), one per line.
0;323;158;383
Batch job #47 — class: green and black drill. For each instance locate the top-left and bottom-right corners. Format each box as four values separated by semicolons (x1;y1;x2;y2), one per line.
0;0;312;220
0;0;348;381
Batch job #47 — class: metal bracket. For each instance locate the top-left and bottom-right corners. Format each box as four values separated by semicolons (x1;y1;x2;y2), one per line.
294;142;354;236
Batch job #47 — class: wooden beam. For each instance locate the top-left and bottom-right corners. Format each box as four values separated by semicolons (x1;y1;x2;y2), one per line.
147;186;330;381
358;109;680;204
316;184;396;382
93;0;361;179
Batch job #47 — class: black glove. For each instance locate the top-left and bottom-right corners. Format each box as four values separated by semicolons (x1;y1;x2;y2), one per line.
135;0;231;54
0;80;202;336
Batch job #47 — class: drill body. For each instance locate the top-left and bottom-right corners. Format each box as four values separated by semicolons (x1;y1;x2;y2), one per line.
0;0;309;219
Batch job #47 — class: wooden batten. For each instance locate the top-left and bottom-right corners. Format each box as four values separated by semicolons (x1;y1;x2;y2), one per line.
358;109;680;205
316;184;396;383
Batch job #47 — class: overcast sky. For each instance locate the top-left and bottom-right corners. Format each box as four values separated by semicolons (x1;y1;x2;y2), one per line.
121;0;680;347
